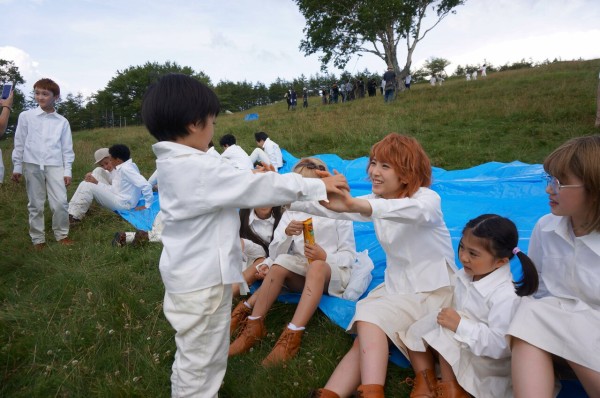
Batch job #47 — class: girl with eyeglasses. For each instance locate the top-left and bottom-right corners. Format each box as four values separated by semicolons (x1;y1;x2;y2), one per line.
229;158;360;367
293;134;456;398
508;135;600;397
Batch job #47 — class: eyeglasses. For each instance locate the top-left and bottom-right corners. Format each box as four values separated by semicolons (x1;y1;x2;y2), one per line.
543;174;584;195
296;162;326;171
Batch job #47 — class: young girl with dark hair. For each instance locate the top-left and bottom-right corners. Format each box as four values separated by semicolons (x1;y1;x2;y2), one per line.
508;135;600;398
231;206;283;298
405;214;538;398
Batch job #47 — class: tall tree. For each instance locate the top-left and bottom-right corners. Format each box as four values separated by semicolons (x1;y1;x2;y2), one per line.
295;0;464;79
92;61;210;126
423;57;451;77
0;59;27;121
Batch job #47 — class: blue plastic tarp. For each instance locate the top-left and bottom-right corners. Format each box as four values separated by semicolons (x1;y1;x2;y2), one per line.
244;113;259;121
118;150;582;396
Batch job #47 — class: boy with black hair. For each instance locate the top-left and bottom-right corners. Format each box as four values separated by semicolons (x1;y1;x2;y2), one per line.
251;131;283;171
11;78;74;249
141;73;348;398
68;143;153;223
218;133;253;171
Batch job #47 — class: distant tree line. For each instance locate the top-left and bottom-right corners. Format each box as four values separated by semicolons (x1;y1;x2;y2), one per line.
0;57;575;133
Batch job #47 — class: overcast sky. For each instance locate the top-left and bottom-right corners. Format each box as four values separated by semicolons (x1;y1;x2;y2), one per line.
2;0;599;98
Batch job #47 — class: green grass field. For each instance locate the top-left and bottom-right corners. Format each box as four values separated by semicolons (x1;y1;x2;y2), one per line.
1;59;599;397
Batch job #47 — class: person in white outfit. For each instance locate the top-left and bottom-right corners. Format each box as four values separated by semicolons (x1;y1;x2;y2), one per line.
250;131;283;171
508;135;600;398
0;87;14;183
11;78;75;249
140;74;349;398
229;158;358;367
472;70;478;80
481;63;487;77
68;144;153;223
219;133;254;171
298;134;456;398
406;214;539;398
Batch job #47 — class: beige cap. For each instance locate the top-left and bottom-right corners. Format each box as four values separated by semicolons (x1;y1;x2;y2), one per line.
94;148;110;164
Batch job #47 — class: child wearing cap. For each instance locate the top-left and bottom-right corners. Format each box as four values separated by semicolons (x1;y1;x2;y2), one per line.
67;144;153;223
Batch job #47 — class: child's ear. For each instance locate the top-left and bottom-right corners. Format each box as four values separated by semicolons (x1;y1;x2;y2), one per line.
495;257;510;269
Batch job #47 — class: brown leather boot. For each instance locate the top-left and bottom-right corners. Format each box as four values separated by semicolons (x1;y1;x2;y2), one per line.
434;380;470;398
305;388;340;398
228;317;266;357
409;369;437;398
356;384;385;398
261;327;304;367
230;301;252;336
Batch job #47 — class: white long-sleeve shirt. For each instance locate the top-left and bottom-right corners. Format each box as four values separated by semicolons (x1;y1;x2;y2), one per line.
152;141;327;294
269;210;356;270
262;138;283;169
12;106;74;177
221;144;254;171
291;188;455;294
453;266;518;359
109;159;154;209
529;214;600;311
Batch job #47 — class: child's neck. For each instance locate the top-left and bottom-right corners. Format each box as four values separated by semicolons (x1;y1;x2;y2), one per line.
41;105;55;113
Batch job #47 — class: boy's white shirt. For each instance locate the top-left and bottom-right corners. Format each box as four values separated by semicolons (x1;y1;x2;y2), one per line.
108;159;154;209
152;141;327;294
221;144;254;171
290;188;456;294
269;210;356;270
12;106;74;177
262;138;283;169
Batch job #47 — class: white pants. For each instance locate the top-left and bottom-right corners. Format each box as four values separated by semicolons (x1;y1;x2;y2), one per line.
23;163;69;244
0;148;4;182
68;179;130;220
163;284;232;398
124;211;164;242
249;148;274;169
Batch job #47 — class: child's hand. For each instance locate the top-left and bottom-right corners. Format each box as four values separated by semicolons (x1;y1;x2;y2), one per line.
64;176;72;187
84;173;98;184
304;243;326;262
437;307;461;332
321;171;349;196
255;263;269;279
134;206;146;211
285;220;304;236
11;173;21;183
320;189;354;213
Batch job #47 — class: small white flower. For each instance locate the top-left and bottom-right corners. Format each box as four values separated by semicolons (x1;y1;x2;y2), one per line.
108;329;115;335
133;376;142;382
47;350;53;355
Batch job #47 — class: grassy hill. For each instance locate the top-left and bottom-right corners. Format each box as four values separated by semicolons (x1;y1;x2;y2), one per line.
0;59;598;397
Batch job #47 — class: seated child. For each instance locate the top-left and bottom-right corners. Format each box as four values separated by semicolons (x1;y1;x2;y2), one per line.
219;133;254;171
87;147;116;185
229;158;357;366
233;206;284;296
405;214;538;398
250;131;283;170
68;144;153;223
508;135;600;398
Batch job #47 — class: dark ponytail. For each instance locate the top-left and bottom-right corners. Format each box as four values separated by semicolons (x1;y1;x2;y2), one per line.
238;207;284;257
464;214;539;297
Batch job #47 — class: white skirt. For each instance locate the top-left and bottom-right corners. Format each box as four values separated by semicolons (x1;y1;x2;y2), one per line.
407;312;512;398
347;283;453;357
507;296;600;372
274;253;351;299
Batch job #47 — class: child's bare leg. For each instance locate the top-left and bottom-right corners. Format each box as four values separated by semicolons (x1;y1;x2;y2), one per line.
324;338;362;396
511;338;554;398
568;361;600;397
356;321;389;385
289;260;331;327
438;353;456;381
408;348;436;374
251;265;291;317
